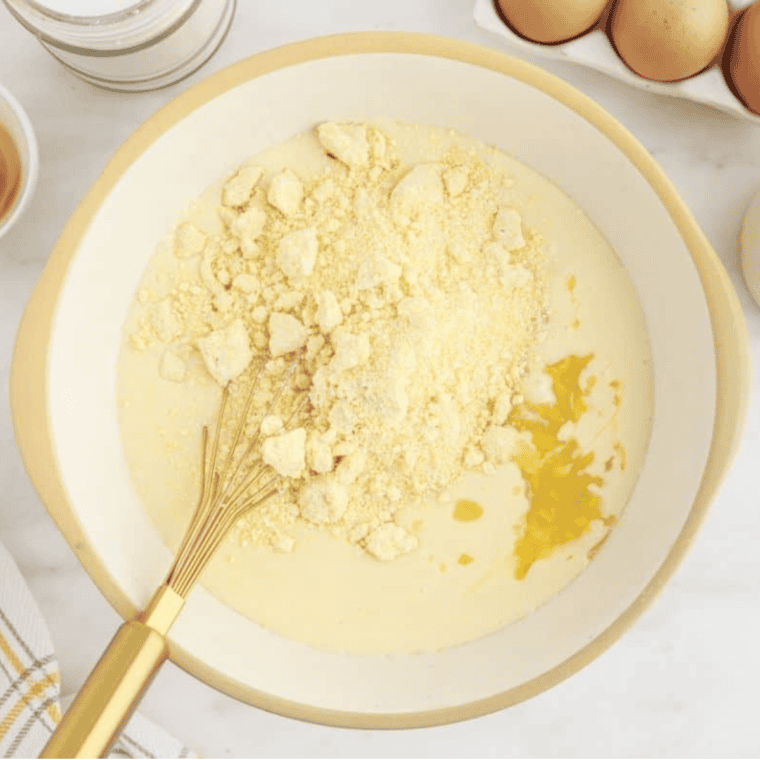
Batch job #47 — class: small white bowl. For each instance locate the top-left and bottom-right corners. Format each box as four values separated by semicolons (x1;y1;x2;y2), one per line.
0;81;38;240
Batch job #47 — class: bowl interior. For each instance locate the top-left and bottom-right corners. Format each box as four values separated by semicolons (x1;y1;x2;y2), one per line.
43;45;716;720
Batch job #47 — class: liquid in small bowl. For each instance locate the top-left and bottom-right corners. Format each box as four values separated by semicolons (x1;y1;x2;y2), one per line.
0;82;38;240
0;123;22;223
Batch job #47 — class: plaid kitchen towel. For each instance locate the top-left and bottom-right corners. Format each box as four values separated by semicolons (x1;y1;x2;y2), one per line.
0;538;196;758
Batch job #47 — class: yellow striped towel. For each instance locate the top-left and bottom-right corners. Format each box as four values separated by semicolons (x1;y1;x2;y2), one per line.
0;539;195;759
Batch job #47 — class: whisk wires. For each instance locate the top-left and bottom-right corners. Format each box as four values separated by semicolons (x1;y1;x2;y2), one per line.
164;357;305;599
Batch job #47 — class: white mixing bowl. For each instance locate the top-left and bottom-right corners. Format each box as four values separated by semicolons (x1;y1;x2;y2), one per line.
10;33;749;727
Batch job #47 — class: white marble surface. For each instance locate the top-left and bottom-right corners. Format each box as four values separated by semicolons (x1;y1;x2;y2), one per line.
1;1;759;756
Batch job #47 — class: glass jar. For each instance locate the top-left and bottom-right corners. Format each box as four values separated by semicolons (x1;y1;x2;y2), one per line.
2;0;236;91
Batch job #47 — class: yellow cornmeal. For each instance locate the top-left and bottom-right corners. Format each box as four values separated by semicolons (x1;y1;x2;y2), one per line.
123;119;552;564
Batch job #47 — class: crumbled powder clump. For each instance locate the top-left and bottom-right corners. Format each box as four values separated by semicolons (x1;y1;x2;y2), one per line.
128;121;549;560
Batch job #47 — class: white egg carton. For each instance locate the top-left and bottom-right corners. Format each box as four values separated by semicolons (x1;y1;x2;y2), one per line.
474;0;760;127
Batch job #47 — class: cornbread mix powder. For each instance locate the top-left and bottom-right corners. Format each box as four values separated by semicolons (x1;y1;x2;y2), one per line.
127;121;549;561
118;120;653;653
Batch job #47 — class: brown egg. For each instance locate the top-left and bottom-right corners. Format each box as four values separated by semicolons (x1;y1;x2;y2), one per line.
496;0;609;44
726;1;760;114
610;0;730;82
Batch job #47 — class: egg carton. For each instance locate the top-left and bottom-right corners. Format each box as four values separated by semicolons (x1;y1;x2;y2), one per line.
474;0;760;127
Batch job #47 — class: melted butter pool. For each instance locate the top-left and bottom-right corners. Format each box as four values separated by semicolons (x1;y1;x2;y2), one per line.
510;354;614;580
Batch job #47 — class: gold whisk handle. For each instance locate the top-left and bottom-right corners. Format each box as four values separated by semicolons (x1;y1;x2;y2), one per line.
40;621;167;758
41;586;185;758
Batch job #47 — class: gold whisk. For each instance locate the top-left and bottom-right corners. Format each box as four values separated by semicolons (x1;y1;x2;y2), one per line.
42;357;306;758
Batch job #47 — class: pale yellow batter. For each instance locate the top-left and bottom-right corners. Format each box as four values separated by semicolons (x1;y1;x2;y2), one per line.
117;120;653;655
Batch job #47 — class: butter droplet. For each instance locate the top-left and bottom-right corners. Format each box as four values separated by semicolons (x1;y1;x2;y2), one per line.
453;500;483;521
